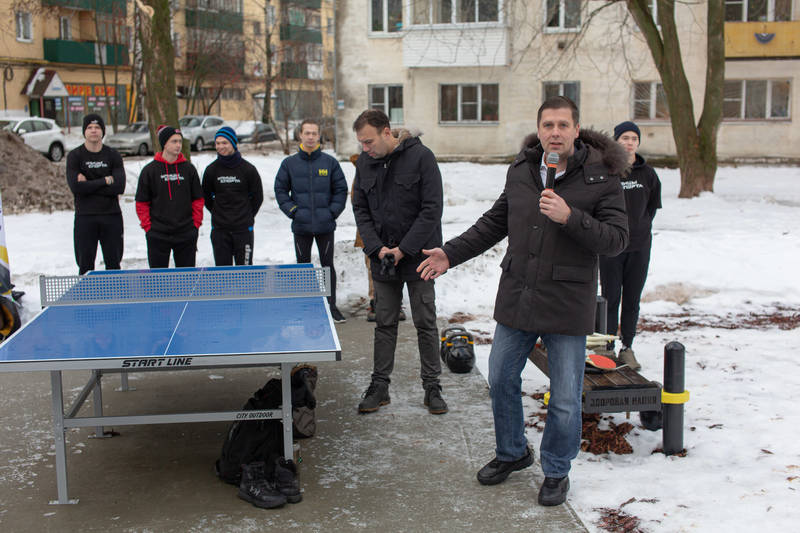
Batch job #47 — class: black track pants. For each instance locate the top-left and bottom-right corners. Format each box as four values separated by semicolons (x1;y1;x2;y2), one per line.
73;213;123;275
211;228;254;266
294;232;337;306
599;245;651;348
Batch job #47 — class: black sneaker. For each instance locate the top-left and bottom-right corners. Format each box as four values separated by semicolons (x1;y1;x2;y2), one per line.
273;457;302;503
423;384;448;414
537;476;570;506
238;461;287;509
476;447;534;485
330;305;347;323
358;381;390;413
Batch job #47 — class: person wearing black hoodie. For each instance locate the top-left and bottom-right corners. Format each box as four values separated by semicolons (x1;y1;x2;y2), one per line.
135;125;204;268
202;126;263;265
66;113;126;275
599;121;662;371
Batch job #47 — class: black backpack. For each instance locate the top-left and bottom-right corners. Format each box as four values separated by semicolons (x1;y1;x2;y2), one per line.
215;367;318;485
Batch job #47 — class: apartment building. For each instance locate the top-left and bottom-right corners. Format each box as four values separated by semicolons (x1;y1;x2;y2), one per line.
334;0;799;161
0;0;335;131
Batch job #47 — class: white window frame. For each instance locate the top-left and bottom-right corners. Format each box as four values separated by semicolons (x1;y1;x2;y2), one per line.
542;81;580;107
410;0;503;26
723;79;791;120
724;0;791;22
369;84;404;124
16;12;33;42
59;16;71;41
544;0;581;33
632;81;670;121
439;83;499;124
370;0;403;35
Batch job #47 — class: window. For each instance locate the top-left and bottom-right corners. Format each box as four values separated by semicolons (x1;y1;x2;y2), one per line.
306;43;322;62
327;17;334;35
440;83;499;122
253;21;261;35
173;32;182;57
724;0;791;21
546;0;580;30
413;0;500;24
633;82;669;120
369;85;404;123
371;0;402;32
723;80;790;119
15;12;32;42
59;17;71;40
543;81;580;107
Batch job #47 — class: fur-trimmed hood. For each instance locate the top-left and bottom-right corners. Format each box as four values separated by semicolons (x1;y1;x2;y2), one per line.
521;128;629;176
392;127;422;144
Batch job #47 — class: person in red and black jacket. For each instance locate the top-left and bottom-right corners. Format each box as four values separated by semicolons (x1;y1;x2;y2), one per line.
135;125;204;268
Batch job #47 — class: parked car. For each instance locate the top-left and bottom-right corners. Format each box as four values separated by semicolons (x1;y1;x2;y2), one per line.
0;116;67;162
178;115;226;151
105;121;151;156
234;121;278;144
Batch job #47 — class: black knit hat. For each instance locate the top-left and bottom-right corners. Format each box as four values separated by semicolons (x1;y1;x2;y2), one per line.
82;113;105;137
157;124;182;149
613;121;641;141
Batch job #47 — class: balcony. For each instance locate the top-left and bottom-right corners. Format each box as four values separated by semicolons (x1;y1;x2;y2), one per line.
185;9;244;33
41;0;126;15
725;21;800;59
279;24;322;44
43;39;128;66
280;62;308;79
282;0;321;8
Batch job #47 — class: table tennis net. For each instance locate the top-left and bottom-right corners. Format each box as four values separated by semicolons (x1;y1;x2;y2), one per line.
40;267;331;306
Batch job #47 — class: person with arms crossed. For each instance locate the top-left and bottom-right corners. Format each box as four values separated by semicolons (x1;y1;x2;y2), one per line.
352;109;447;415
135;125;204;268
418;97;629;505
66;113;126;274
275;118;348;322
202;126;264;265
599;121;662;370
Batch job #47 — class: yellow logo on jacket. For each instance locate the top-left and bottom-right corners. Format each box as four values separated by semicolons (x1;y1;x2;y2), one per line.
318;169;328;176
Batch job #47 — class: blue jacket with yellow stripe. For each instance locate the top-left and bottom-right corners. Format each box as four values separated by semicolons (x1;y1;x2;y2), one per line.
274;145;348;235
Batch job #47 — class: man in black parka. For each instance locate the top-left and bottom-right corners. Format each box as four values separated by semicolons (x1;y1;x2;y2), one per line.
352;109;447;415
419;97;629;506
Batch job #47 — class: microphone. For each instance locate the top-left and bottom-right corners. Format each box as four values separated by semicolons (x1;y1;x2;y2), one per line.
545;152;559;190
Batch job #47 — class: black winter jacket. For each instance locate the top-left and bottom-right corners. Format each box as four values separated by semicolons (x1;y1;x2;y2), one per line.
442;129;629;335
202;157;264;231
274;146;347;235
620;154;661;251
352;131;443;282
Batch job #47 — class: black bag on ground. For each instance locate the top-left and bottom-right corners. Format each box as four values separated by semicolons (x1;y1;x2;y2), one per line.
215;366;319;484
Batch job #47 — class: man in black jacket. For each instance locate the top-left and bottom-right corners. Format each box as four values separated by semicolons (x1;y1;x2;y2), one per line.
66;113;126;275
352;109;447;415
419;97;629;505
202;126;263;265
600;121;662;370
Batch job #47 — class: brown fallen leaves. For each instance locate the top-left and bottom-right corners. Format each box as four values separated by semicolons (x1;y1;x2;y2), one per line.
581;413;635;455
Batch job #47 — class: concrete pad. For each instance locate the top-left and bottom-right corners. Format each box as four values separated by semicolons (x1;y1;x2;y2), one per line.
0;316;587;532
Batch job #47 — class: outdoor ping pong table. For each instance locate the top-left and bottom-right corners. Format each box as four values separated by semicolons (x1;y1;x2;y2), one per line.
0;264;341;504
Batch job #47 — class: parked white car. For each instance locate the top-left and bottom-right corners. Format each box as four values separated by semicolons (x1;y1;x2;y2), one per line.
0;116;67;161
178;115;226;152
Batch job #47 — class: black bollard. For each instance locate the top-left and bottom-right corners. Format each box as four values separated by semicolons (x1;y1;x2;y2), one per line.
662;341;688;455
595;295;607;334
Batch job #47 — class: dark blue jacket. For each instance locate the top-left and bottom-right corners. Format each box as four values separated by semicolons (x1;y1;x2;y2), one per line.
274;146;348;235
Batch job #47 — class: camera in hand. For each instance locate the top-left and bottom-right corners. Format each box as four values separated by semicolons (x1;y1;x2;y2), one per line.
380;254;396;277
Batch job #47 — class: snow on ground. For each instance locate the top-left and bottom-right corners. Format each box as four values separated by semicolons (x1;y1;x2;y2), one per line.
4;151;799;532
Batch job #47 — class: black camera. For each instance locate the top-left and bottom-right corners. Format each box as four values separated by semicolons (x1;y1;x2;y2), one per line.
380;254;396;277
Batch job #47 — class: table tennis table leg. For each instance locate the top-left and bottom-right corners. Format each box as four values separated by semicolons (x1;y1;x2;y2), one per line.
280;363;293;461
90;370;107;438
50;371;77;504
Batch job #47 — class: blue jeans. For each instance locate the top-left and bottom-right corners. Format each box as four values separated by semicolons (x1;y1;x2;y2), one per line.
487;323;585;478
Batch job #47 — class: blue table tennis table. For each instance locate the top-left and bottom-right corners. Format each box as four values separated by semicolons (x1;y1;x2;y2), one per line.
0;264;341;504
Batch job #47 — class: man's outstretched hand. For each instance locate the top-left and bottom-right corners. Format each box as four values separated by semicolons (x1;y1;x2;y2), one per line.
417;248;450;281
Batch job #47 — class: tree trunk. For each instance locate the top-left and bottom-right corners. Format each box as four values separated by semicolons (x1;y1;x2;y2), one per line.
140;0;187;157
627;0;724;198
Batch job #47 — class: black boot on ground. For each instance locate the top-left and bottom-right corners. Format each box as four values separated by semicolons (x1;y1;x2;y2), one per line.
273;457;302;503
238;461;287;509
358;381;390;413
537;476;570;506
424;384;448;414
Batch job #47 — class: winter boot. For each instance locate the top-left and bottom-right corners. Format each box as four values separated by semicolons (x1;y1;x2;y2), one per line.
618;346;641;371
424;384;448;414
358;381;390;413
273;457;302;503
238;461;287;509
